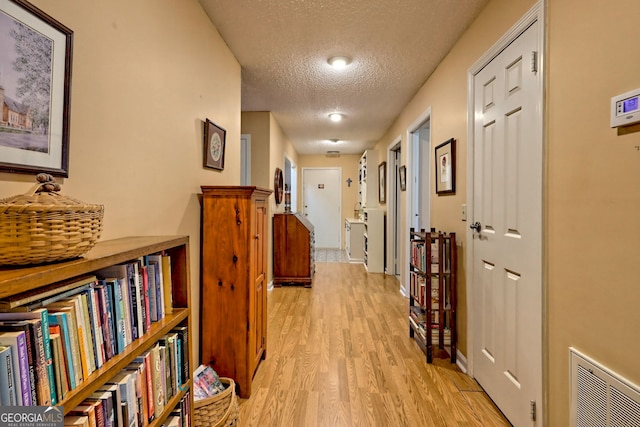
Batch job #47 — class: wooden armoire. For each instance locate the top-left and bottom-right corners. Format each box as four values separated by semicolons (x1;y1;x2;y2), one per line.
200;186;272;398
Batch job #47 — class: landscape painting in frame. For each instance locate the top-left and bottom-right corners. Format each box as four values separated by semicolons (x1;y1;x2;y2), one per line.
0;0;72;176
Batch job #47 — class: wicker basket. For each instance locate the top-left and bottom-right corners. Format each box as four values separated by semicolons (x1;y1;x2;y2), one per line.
0;174;104;266
193;377;238;427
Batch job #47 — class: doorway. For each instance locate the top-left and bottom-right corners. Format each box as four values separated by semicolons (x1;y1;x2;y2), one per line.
302;168;341;248
468;4;544;425
240;134;251;186
284;155;297;212
386;139;402;279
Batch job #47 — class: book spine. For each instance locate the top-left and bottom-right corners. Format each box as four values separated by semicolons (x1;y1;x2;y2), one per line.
31;320;51;406
161;255;173;315
140;267;151;332
150;345;164;418
97;283;115;360
110;280;126;354
119;277;133;347
151;259;164;321
38;310;57;405
0;347;17;406
142;353;154;423
80;293;98;373
16;333;32;405
146;263;157;323
171;327;189;386
126;264;138;340
87;288;105;368
49;313;76;390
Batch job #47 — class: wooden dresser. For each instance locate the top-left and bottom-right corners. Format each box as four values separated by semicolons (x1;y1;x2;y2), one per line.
273;212;315;287
200;186;272;398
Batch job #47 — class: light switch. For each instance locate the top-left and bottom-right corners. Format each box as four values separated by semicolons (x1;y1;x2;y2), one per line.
461;204;467;221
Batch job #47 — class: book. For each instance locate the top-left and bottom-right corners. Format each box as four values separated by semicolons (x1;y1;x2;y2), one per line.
136;352;154;424
161;254;173;315
94;282;115;361
80;292;99;372
126;263;143;341
0;345;17;406
48;303;85;386
0;330;31;405
68;404;97;427
146;255;165;321
88;390;114;427
145;262;158;323
171;326;189;388
192;365;225;400
85;288;105;368
81;398;105;427
150;344;164;417
137;264;151;334
125;360;148;427
48;311;78;389
96;383;122;427
0;308;58;404
0;320;39;405
50;332;70;400
64;415;90;427
0;275;97;311
107;372;137;427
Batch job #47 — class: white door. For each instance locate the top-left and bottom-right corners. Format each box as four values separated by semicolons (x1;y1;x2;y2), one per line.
471;17;543;426
302;168;341;248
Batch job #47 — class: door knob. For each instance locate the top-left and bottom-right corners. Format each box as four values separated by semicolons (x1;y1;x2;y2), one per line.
470;221;482;232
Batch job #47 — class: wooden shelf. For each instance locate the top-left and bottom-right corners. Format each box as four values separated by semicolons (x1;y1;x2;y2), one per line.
0;236;193;417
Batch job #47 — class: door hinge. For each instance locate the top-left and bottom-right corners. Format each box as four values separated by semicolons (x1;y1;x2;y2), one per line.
531;51;538;73
530;400;537;422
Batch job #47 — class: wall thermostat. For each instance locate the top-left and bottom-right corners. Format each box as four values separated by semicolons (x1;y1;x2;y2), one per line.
611;88;640;128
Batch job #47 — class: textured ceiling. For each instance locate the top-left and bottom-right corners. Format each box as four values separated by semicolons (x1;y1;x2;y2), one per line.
199;0;488;155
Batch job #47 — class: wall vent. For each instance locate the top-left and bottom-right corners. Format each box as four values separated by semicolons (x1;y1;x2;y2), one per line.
570;347;640;426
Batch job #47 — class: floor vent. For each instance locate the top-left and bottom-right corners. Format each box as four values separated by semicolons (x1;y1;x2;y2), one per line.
570;347;640;426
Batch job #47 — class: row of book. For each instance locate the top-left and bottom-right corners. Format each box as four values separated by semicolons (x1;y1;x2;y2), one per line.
0;253;176;406
409;313;452;346
63;334;190;427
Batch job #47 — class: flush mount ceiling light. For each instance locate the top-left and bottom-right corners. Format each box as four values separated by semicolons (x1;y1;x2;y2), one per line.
329;113;343;122
328;56;350;69
328;139;340;144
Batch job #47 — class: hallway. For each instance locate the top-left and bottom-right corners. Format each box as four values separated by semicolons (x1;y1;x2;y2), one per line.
237;262;511;426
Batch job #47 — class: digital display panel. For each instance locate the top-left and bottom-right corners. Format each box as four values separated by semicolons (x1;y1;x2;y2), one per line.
623;96;639;113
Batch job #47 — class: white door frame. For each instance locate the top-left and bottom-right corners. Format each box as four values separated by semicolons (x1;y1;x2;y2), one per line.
466;0;545;421
404;107;432;297
386;136;402;280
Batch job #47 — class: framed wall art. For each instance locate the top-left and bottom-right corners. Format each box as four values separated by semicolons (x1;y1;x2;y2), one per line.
203;118;226;170
0;0;73;176
399;165;406;191
378;161;386;204
435;138;456;195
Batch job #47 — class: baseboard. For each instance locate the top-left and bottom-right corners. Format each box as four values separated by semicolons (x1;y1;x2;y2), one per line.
456;350;468;373
399;285;408;298
267;280;274;291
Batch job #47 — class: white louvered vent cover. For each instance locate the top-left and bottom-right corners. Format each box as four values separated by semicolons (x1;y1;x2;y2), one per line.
570;348;640;426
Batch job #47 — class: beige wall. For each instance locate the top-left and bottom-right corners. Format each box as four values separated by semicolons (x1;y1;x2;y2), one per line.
0;0;241;357
374;0;640;424
241;111;299;282
373;0;535;360
297;154;361;248
547;0;640;425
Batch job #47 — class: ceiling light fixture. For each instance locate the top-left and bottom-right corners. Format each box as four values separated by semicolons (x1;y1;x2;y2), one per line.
329;113;343;122
329;139;340;144
328;56;350;69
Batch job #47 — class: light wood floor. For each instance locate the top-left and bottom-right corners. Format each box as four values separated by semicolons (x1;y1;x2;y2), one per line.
237;262;511;426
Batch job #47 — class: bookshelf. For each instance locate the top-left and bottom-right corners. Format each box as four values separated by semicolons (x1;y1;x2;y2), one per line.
358;149;379;209
409;229;457;363
363;208;384;273
0;235;193;425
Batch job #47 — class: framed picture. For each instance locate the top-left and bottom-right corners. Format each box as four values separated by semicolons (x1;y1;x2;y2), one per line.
203;118;226;170
0;0;73;176
435;138;456;195
378;161;386;204
399;165;407;191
